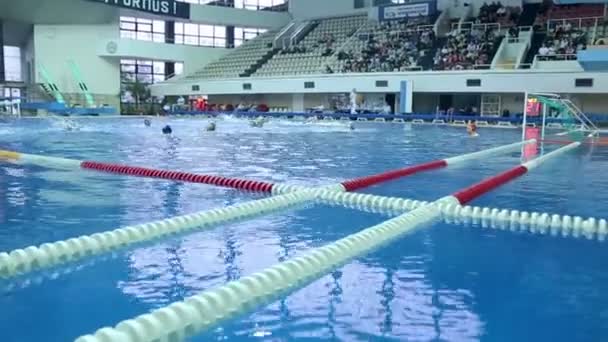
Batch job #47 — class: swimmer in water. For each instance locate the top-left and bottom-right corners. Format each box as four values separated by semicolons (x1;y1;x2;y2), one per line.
250;117;265;128
348;122;355;131
63;119;80;132
205;122;216;132
162;125;172;135
467;121;479;137
144;119;151;127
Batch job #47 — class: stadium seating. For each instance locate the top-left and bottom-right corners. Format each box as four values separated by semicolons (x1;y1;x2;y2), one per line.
186;29;278;79
330;16;435;73
433;23;501;70
253;16;367;76
180;6;606;80
532;4;604;61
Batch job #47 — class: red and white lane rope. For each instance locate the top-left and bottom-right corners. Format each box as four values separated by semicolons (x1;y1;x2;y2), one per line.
339;140;532;192
0;150;275;193
75;142;578;342
1;140;532;195
0;140;534;281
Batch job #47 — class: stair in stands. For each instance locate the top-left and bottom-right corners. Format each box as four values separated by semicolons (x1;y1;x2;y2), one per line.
427;37;447;70
518;3;540;26
522;31;546;67
240;48;281;77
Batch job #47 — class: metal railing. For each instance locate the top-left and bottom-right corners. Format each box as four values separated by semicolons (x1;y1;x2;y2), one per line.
534;53;578;62
452;21;501;32
547;16;605;31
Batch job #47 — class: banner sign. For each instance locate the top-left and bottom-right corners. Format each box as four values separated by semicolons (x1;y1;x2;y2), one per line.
86;0;191;19
379;1;436;21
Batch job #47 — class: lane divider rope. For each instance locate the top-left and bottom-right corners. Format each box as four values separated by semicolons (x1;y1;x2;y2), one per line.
74;142;577;342
0;190;317;279
340;140;533;192
0;150;275;193
80;161;275;193
314;191;608;241
1;140;532;194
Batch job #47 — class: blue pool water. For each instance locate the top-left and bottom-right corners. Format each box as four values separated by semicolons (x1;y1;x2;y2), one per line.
1;117;608;342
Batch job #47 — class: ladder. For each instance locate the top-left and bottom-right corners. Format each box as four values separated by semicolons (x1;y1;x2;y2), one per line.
37;63;65;104
560;99;599;136
67;60;96;108
535;95;599;141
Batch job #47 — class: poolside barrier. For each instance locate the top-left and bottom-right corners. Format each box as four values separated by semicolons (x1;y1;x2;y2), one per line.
0;190;317;279
74;142;578;342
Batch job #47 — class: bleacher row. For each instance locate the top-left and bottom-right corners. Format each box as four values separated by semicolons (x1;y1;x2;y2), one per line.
182;3;607;80
255;16;368;76
190;29;278;79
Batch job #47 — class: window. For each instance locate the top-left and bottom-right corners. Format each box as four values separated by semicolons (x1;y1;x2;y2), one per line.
304;81;315;89
243;83;252;90
120;17;165;43
120;59;165;85
466;79;481;87
234;0;286;10
575;78;593;87
121;59;182;103
176;0;287;10
174;23;227;47
3;46;22;82
375;80;389;87
234;27;267;47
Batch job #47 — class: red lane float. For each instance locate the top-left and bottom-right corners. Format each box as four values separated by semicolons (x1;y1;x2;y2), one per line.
452;166;528;205
341;160;447;192
80;161;274;193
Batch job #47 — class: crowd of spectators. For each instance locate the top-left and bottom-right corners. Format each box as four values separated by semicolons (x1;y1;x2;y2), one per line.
477;2;521;26
537;22;587;60
433;27;498;70
337;17;435;73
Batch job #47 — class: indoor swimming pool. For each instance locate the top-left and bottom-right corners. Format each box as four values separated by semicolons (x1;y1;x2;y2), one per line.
1;116;607;342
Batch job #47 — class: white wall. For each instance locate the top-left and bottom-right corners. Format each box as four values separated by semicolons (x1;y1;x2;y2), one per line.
289;0;370;20
534;60;584;71
190;5;291;28
150;70;608;97
97;38;228;75
34;23;120;96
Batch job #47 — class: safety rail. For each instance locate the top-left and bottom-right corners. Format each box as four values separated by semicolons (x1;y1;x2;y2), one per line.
547;16;604;31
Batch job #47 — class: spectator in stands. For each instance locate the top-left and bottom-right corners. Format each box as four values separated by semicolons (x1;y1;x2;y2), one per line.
434;27;497;70
541;23;587;60
337;16;435;73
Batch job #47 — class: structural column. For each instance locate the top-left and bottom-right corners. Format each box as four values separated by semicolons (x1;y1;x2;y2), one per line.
0;20;5;82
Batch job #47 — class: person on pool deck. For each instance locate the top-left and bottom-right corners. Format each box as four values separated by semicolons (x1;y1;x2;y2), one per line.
144;119;151;127
467;121;479;137
162;125;172;135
